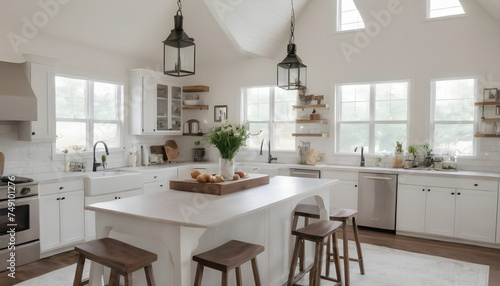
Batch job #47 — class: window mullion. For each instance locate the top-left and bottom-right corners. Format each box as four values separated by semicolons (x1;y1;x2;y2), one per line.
369;84;376;153
269;88;275;150
87;81;94;146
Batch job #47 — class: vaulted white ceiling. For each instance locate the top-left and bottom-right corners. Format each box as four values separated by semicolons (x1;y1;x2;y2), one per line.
0;0;498;67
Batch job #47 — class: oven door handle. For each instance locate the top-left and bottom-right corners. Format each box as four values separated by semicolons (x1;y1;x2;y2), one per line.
0;195;38;208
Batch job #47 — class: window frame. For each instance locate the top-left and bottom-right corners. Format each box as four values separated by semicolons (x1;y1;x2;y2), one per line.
336;0;366;33
335;80;410;154
429;76;477;156
241;86;296;151
426;0;466;20
55;74;124;154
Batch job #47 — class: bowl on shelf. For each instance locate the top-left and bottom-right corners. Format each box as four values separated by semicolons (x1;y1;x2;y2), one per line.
184;99;200;105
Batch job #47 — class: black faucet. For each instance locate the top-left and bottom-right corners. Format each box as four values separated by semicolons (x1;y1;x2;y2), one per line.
260;139;277;164
93;141;109;172
354;146;365;167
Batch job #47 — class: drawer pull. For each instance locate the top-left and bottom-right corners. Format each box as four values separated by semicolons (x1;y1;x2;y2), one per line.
422;188;425;192
154;176;158;179
474;183;478;187
61;197;65;200
427;189;430;192
457;192;461;195
59;186;64;190
451;192;455;195
56;198;60;200
355;184;358;187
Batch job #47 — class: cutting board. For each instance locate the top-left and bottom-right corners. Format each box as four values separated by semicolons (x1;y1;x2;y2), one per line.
0;152;4;176
170;174;270;195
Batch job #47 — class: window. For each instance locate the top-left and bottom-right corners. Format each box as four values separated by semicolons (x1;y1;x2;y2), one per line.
337;0;365;32
336;81;409;153
427;0;465;19
55;76;123;152
431;78;475;156
242;86;296;150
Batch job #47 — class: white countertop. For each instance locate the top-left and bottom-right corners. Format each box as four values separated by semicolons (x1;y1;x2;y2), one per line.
86;176;337;228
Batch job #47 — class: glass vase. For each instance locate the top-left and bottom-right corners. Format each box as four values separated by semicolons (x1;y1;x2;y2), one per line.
219;158;235;180
392;152;404;168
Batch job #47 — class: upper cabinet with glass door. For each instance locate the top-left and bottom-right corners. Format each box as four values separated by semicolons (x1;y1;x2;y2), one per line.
129;69;182;135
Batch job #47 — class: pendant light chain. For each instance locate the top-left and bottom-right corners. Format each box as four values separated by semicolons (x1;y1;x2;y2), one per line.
289;0;295;45
177;0;183;16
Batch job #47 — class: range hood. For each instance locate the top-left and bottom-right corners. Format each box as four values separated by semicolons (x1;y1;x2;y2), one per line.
0;61;37;121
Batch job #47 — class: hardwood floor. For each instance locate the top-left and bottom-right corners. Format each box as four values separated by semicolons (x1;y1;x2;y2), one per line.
1;229;499;285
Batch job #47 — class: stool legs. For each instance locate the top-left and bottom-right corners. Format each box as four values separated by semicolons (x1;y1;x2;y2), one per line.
251;258;262;286
73;254;86;286
287;236;301;286
144;265;156;286
352;217;365;275
194;264;204;286
342;221;350;286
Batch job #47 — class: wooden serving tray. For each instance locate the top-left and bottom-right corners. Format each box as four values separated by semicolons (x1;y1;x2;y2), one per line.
169;174;270;195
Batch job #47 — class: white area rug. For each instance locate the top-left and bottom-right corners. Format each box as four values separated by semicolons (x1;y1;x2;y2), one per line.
14;242;489;286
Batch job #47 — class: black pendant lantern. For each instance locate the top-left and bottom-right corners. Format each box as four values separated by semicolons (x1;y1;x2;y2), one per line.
163;0;195;77
277;0;307;90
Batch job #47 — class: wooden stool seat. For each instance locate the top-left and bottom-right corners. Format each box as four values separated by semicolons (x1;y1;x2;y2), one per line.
287;220;342;286
192;240;264;286
73;238;157;286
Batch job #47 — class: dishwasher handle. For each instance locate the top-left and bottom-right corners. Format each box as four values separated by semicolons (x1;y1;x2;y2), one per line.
362;175;394;180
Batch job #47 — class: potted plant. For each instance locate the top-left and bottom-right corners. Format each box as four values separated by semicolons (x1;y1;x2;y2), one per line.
419;143;433;167
192;140;205;162
407;145;418;167
392;141;404;168
205;121;250;179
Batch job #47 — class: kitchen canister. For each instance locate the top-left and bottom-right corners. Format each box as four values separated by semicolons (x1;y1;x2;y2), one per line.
184;122;190;134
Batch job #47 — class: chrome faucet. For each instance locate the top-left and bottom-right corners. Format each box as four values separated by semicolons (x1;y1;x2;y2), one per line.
354;146;365;167
93;141;109;172
260;139;277;164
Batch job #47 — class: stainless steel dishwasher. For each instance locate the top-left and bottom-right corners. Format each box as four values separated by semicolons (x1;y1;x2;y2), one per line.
357;172;398;232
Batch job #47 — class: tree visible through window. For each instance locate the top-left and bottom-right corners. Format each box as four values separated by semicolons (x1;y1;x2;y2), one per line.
55;76;123;152
336;81;409;153
337;0;365;32
431;78;475;155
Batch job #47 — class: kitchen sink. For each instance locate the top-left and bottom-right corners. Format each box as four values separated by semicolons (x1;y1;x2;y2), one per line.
85;171;143;196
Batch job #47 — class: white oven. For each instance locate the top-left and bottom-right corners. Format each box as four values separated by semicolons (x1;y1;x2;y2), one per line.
0;177;40;271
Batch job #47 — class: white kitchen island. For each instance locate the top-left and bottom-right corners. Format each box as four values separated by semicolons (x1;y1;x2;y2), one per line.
85;175;337;286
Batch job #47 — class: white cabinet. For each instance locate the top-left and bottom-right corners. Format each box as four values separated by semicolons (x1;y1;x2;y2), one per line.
39;179;85;252
497;192;500;244
142;168;177;194
425;187;456;237
397;175;498;243
322;169;358;210
455;188;497;242
396;184;426;233
18;55;58;141
129;69;182;135
85;189;143;241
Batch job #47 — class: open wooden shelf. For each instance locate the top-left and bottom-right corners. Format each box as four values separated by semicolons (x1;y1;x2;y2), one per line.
183;85;209;92
474;133;500;138
182;105;209;110
296;119;328;124
475;102;500;106
292;104;329;110
292;133;329;138
481;117;500;122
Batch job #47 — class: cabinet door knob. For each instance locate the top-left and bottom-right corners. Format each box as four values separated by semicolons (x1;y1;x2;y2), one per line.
457;192;461;195
160;185;163;187
154;176;158;179
61;197;65;200
451;192;455;195
355;185;358;187
474;183;478;187
427;189;430;192
56;197;60;200
32;132;35;135
59;186;64;190
422;188;425;192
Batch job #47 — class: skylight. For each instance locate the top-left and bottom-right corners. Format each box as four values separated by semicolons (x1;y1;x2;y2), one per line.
337;0;365;32
427;0;465;19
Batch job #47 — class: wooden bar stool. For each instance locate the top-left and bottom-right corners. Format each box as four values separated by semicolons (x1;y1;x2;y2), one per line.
293;205;365;286
73;237;157;286
287;220;342;286
328;208;365;286
192;240;264;286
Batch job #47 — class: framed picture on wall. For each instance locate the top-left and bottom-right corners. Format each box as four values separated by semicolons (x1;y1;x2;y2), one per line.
483;88;498;102
214;105;227;122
